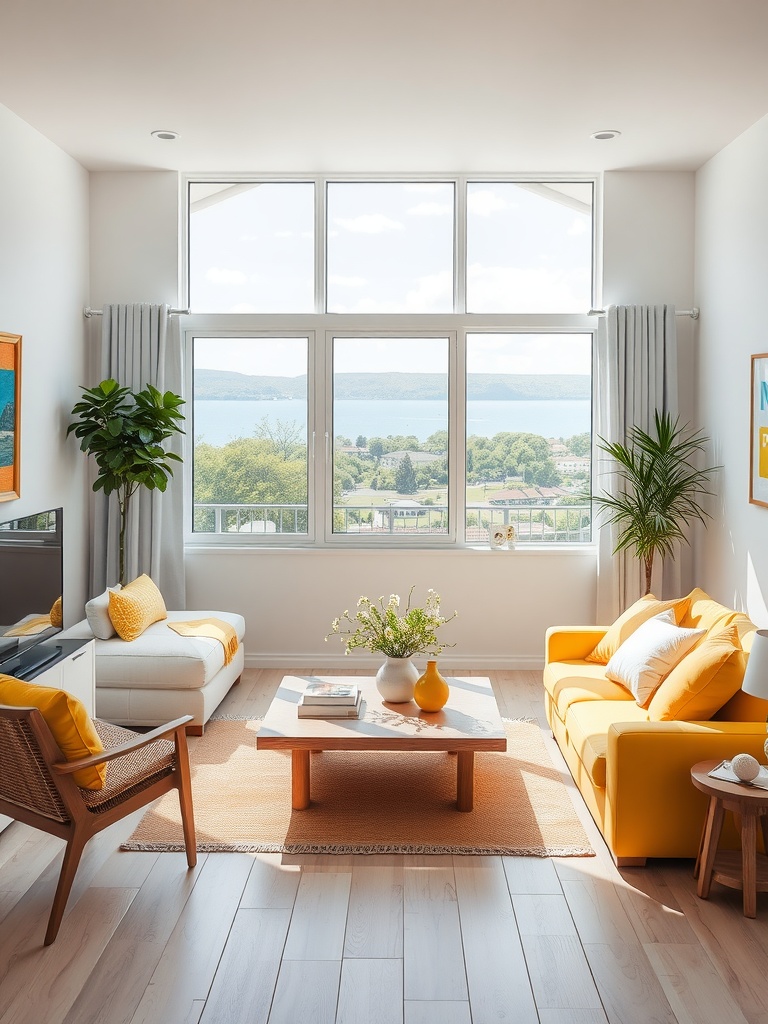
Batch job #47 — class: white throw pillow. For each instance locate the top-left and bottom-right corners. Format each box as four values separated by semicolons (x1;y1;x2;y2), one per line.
85;584;122;640
605;609;705;707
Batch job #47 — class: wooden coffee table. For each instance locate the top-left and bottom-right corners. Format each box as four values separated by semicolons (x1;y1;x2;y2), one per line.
257;674;507;812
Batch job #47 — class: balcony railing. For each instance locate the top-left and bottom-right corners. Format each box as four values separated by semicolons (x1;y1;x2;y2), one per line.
193;502;592;543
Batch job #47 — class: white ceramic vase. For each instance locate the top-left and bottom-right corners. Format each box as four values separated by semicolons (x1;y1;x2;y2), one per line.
375;656;419;703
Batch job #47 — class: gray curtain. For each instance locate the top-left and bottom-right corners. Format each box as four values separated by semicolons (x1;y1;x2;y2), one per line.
594;304;679;622
90;304;186;608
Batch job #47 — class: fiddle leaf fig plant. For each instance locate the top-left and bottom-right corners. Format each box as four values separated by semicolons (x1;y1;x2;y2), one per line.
68;378;185;585
592;410;719;596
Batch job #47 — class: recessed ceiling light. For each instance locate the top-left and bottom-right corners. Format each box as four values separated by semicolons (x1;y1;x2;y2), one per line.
151;130;179;141
590;129;621;141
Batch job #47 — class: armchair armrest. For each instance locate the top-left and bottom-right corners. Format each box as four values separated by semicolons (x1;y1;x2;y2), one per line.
51;715;193;775
545;626;607;664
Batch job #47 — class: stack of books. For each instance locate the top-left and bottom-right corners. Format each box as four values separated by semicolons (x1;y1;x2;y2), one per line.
297;681;362;718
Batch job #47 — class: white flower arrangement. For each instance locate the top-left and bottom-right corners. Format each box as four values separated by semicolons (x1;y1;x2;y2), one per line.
326;587;457;658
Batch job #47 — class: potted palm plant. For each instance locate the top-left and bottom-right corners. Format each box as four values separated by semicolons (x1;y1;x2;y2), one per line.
592;410;719;595
68;378;185;585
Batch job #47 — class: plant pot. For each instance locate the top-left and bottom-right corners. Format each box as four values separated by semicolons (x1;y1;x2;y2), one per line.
375;657;419;703
414;659;450;712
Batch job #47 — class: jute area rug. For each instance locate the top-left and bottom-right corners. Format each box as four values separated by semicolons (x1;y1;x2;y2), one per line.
123;718;593;857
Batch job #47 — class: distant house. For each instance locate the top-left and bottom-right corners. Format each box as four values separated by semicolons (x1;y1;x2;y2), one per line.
487;486;568;506
379;450;443;469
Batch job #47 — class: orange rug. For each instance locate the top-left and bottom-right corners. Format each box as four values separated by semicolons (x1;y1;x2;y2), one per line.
123;718;594;856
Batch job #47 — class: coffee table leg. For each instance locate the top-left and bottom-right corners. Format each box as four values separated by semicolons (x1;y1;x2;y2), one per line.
456;751;474;812
292;749;310;810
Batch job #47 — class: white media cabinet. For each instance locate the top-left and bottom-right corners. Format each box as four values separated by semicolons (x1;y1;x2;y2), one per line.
0;637;95;833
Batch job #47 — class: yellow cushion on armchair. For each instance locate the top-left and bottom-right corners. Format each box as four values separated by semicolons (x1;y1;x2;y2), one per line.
0;674;106;789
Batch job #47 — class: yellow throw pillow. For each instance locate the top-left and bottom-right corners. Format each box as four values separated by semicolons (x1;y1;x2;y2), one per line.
108;574;167;642
586;594;690;665
647;624;743;721
0;674;106;789
49;596;63;628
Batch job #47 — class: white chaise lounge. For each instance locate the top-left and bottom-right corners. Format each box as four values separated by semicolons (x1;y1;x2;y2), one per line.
60;610;246;734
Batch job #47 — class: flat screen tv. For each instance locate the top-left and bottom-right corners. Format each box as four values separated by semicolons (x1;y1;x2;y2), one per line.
0;507;63;676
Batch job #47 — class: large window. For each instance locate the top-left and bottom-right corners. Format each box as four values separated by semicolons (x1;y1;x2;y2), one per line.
186;176;596;547
332;337;449;536
327;183;454;313
192;337;309;535
189;182;314;313
465;334;592;544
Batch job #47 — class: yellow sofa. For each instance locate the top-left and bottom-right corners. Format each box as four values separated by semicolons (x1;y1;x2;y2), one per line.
544;589;768;865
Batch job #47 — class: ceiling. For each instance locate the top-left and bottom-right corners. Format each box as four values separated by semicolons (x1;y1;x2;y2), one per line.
1;0;767;174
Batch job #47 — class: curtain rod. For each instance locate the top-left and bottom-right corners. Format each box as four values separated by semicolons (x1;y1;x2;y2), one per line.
83;306;190;318
588;307;699;319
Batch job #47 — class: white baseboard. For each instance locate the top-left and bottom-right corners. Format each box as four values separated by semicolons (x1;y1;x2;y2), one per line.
243;652;544;671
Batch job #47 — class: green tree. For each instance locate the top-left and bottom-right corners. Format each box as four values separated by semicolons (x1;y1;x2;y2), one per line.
368;438;384;461
424;430;449;453
395;452;418;494
566;432;591;457
254;417;303;460
355;434;367;448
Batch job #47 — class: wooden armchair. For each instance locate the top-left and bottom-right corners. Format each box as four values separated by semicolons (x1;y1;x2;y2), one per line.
0;705;196;944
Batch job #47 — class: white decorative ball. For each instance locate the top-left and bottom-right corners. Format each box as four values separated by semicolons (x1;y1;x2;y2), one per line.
732;752;761;782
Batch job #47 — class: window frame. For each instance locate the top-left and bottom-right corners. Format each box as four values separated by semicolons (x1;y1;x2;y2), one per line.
181;173;601;551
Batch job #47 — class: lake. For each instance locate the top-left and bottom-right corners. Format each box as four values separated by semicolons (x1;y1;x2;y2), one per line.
192;398;591;447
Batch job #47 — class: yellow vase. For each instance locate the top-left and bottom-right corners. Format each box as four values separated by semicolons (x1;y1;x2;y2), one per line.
414;660;449;712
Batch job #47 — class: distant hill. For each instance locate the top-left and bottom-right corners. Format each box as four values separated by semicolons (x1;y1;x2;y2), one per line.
195;369;590;401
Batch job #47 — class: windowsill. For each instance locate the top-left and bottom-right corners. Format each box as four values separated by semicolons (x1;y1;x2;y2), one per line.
185;542;597;556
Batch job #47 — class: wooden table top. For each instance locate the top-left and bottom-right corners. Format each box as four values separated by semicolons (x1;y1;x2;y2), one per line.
691;759;768;806
257;674;508;752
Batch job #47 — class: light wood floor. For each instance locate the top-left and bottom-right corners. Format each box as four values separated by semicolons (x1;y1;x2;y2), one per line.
1;668;768;1024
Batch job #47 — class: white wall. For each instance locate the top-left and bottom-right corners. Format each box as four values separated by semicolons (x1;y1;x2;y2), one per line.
0;103;90;624
694;114;768;625
89;168;696;665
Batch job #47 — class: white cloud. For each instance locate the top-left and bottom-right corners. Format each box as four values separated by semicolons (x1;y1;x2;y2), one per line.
334;214;405;234
206;266;248;285
467;263;591;315
405;271;453;313
406;202;452;217
467;190;509;217
329;274;367;288
274;230;294;238
228;303;258;313
567;217;589;237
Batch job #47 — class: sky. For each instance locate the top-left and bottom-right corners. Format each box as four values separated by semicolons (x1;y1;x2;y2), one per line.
194;333;592;378
190;180;592;313
190;179;593;378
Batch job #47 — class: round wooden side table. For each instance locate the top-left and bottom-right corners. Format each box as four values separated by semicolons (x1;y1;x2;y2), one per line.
691;759;768;918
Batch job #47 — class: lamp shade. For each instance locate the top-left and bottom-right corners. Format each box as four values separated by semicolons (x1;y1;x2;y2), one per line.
742;629;768;701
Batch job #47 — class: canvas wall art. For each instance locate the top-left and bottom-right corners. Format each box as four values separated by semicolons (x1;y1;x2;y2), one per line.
0;333;21;502
750;352;768;507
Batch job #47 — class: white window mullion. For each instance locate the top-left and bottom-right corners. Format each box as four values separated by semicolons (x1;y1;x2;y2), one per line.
455;175;467;315
315;179;326;314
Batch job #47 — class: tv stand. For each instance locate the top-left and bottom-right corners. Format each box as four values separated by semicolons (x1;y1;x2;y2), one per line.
4;643;63;678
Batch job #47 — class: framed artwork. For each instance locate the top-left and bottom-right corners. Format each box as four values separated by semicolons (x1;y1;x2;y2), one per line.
0;332;21;502
750;352;768;507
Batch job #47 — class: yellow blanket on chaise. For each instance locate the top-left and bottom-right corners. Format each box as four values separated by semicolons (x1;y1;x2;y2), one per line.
167;618;239;666
4;614;52;637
